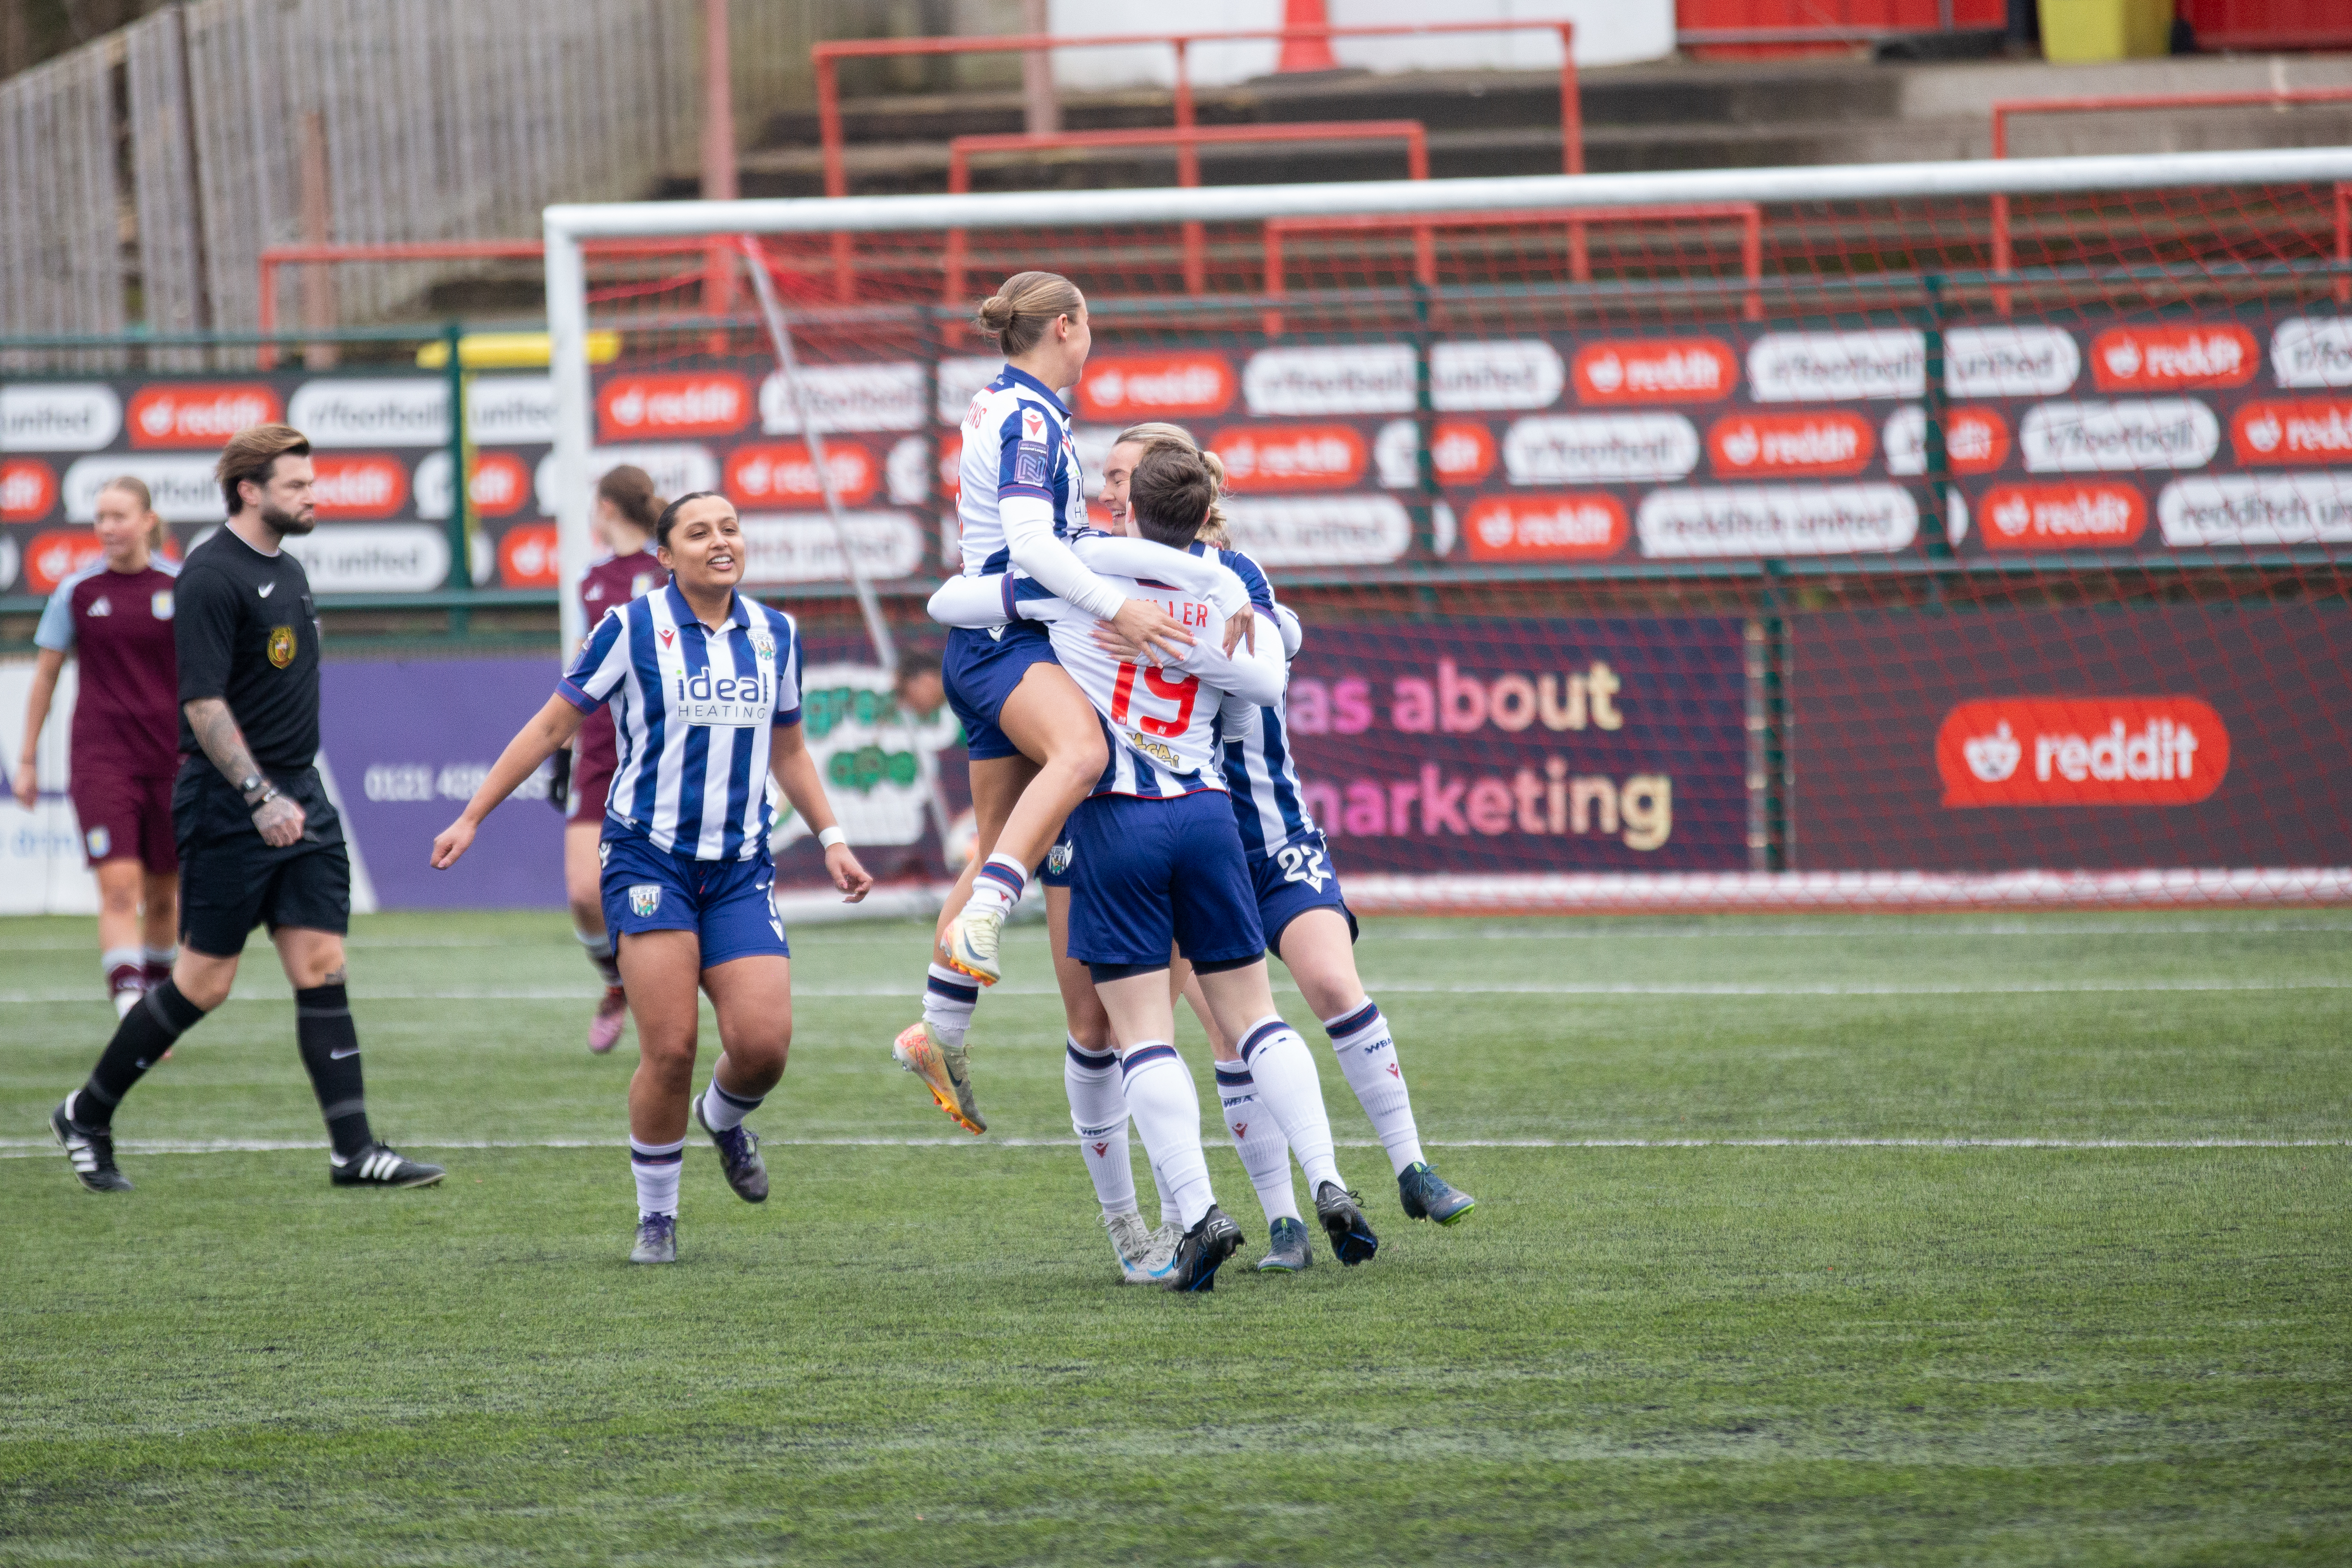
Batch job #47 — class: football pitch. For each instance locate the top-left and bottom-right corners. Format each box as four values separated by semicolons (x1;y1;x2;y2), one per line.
2;908;2347;1566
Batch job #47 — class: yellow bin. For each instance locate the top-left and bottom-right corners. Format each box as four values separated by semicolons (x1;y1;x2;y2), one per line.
2039;0;2175;61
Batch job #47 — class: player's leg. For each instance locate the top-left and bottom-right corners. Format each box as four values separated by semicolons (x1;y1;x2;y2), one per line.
1278;907;1474;1225
139;872;178;995
137;775;179;993
1070;795;1239;1290
91;859;150;1017
272;925;441;1188
617;929;701;1262
940;662;1106;984
892;752;1031;1133
1183;968;1309;1270
50;782;253;1191
566;819;628;1054
1049;880;1174;1282
688;861;795;1206
1172;803;1375;1265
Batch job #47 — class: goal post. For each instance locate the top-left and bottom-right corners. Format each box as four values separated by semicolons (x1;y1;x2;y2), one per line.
539;146;2352;913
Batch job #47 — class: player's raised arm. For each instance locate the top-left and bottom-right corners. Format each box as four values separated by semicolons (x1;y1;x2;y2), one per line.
430;693;586;869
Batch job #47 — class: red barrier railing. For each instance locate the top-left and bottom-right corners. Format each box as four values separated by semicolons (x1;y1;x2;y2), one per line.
813;20;1580;303
1260;202;1765;336
944;120;1431;303
256;239;714;367
1989;86;2352;313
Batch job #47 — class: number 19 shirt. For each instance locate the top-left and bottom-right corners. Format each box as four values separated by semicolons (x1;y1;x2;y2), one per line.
559;580;804;862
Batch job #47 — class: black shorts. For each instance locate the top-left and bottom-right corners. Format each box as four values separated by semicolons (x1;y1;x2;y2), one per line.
173;761;351;957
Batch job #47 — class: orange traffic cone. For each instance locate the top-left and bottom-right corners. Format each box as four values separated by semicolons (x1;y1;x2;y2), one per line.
1276;0;1341;73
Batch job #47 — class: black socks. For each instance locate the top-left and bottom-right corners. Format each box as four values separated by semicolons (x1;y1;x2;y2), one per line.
294;984;374;1159
75;980;207;1129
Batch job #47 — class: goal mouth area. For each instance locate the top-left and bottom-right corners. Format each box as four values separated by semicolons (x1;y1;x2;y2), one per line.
535;148;2352;917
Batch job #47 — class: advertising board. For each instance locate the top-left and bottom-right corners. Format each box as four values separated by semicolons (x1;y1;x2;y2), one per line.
1791;605;2352;870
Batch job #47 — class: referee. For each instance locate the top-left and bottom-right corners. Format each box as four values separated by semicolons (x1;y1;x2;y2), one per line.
50;423;443;1193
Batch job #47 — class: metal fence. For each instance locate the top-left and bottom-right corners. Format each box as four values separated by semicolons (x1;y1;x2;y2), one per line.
0;0;838;365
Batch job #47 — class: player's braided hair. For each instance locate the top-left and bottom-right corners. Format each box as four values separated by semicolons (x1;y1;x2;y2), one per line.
976;270;1084;357
1127;444;1217;551
1115;422;1230;546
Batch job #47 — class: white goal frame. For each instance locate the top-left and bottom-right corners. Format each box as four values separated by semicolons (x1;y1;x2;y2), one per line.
541;147;2352;915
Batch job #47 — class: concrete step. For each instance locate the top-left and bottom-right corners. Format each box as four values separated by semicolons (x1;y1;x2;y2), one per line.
729;51;2352;199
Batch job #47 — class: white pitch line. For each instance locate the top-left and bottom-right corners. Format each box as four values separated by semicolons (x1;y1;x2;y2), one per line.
7;977;2351;1004
0;1135;2341;1159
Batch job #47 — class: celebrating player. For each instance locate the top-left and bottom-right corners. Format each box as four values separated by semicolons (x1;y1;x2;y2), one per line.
1115;424;1476;1269
49;426;444;1194
564;465;667;1053
890;270;1248;1138
433;492;873;1264
929;444;1377;1290
16;478;182;1016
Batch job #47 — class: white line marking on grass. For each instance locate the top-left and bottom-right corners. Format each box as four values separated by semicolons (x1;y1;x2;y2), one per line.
1386;921;2352;940
6;978;2350;1005
0;1135;2341;1159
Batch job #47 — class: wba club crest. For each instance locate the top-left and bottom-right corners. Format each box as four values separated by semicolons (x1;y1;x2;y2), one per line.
1046;839;1073;876
628;884;662;918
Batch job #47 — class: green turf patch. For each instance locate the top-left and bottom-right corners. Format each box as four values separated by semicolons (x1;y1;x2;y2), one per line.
2;911;2347;1564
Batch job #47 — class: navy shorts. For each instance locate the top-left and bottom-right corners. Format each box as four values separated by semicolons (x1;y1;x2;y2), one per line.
1252;830;1359;956
942;622;1059;762
1064;790;1264;968
600;826;790;968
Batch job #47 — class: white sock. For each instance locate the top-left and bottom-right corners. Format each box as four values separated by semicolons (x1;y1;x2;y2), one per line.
1238;1017;1343;1195
924;963;980;1046
629;1136;684;1217
1064;1037;1135;1217
1150;1158;1176;1230
964;853;1029;916
142;944;177;973
699;1069;762;1133
1215;1059;1301;1225
1119;1044;1214;1230
1322;999;1424;1175
577;927;622;988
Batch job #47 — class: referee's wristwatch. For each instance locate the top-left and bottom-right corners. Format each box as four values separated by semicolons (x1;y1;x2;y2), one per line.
238;773;279;809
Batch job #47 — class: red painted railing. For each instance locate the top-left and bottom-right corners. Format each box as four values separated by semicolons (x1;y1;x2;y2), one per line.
1989;87;2352;313
944;120;1431;304
256;239;713;368
812;20;1580;302
1260;202;1765;336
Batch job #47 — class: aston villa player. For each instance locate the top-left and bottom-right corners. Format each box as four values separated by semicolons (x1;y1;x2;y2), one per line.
49;424;443;1194
15;478;183;1016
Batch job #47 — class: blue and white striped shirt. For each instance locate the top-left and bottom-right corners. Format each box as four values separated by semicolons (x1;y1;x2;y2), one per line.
1191;543;1321;867
559;580;804;861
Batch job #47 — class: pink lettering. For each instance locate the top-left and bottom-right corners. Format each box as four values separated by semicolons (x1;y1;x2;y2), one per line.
1392;678;1434;734
1344;780;1388;836
1419;765;1468;835
1439;660;1485;733
1332;678;1371;734
1466;778;1513;835
1288;678;1329;734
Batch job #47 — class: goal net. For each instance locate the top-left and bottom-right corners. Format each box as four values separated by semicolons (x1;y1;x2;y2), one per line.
539;151;2352;915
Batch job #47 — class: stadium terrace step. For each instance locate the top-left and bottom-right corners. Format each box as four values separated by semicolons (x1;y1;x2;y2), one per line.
728;51;2352;201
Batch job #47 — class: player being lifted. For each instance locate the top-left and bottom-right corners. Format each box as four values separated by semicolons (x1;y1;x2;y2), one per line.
890;270;1252;1137
434;492;873;1263
929;444;1378;1290
1104;425;1476;1273
561;465;667;1054
49;426;442;1194
16;477;182;1017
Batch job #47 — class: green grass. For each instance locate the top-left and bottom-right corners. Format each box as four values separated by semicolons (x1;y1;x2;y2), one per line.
1;909;2347;1565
